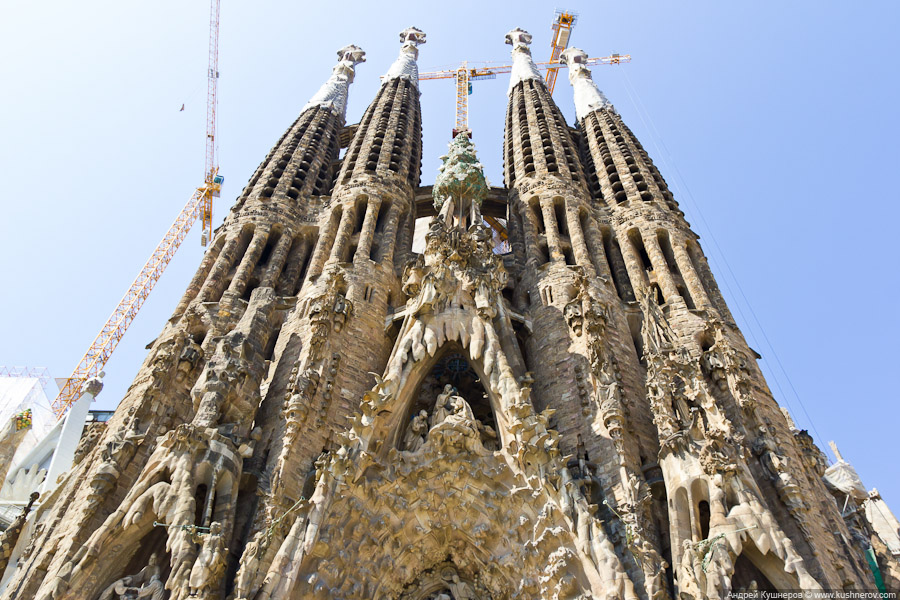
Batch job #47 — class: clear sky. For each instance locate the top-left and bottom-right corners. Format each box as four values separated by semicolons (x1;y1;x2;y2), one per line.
1;0;897;509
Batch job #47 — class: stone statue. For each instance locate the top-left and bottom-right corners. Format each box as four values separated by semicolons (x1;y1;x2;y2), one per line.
189;521;227;597
98;552;166;600
402;410;429;452
234;538;261;599
448;394;475;422
431;385;455;428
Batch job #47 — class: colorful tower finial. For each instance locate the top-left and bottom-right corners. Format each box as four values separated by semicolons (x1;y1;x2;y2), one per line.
561;47;614;120
301;45;366;119
433;132;488;212
383;26;426;87
505;27;542;94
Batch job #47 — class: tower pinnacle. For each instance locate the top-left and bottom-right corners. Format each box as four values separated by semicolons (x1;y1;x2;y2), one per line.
383;26;426;87
560;47;614;120
433;132;488;221
301;45;366;120
505;27;543;94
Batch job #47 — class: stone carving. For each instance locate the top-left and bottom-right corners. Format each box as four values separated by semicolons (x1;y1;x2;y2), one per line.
308;271;353;360
233;539;260;600
430;384;455;429
301;44;366;118
98;552;166;600
752;426;811;538
86;411;146;513
0;491;39;573
560;47;615;120
402;410;428;452
189;522;227;597
81;371;105;398
563;298;584;336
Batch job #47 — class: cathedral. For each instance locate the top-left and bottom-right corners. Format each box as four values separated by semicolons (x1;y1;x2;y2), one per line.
1;25;896;600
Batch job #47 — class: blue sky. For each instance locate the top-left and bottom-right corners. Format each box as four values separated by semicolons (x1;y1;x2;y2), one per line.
1;0;897;508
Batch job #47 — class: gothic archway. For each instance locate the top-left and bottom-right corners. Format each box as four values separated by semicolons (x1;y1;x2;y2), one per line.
397;343;500;453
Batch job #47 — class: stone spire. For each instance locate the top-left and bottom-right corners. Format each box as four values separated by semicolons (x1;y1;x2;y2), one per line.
505;27;543;94
560;47;614;121
301;44;366;119
383;26;426;87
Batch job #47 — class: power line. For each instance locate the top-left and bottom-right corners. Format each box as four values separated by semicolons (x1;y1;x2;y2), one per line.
614;66;827;450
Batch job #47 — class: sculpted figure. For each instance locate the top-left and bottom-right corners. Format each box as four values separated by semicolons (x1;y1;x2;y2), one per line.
564;299;584;336
189;521;227;597
402;410;429;452
234;539;261;599
98;552;165;600
449;573;477;599
448;394;475;422
431;385;454;428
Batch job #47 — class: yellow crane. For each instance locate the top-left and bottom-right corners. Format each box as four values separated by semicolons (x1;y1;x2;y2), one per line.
51;0;223;417
418;11;629;242
418;10;629;138
545;10;577;95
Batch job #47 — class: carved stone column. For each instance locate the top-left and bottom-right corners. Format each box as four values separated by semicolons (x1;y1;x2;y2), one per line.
565;202;593;270
673;239;712;309
354;197;382;262
197;235;241;302
277;236;312;296
643;231;681;303
260;229;294;289
229;226;271;296
378;202;405;266
328;204;357;264
174;238;224;317
616;229;647;293
519;203;543;266
539;196;564;262
306;211;340;279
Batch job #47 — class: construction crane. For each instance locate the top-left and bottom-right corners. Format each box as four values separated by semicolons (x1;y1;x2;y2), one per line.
51;0;223;418
418;9;629;138
418;10;629;242
545;10;577;95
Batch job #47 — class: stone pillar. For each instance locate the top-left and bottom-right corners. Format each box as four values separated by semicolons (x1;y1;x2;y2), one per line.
643;231;681;303
354;197;382;263
277;237;313;296
229;226;271;296
581;214;612;279
173;238;224;317
328;204;357;264
616;230;647;294
565;203;593;271
260;229;294;289
539;197;564;262
379;203;405;266
519;203;543;266
673;240;712;309
307;210;341;279
197;235;241;302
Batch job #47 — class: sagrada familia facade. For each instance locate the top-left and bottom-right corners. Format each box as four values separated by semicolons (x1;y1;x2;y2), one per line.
1;25;896;600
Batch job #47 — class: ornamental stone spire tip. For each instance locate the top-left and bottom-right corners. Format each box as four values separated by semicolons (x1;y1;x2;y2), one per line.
301;44;366;119
384;27;426;87
506;27;543;95
432;132;488;211
561;47;614;121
